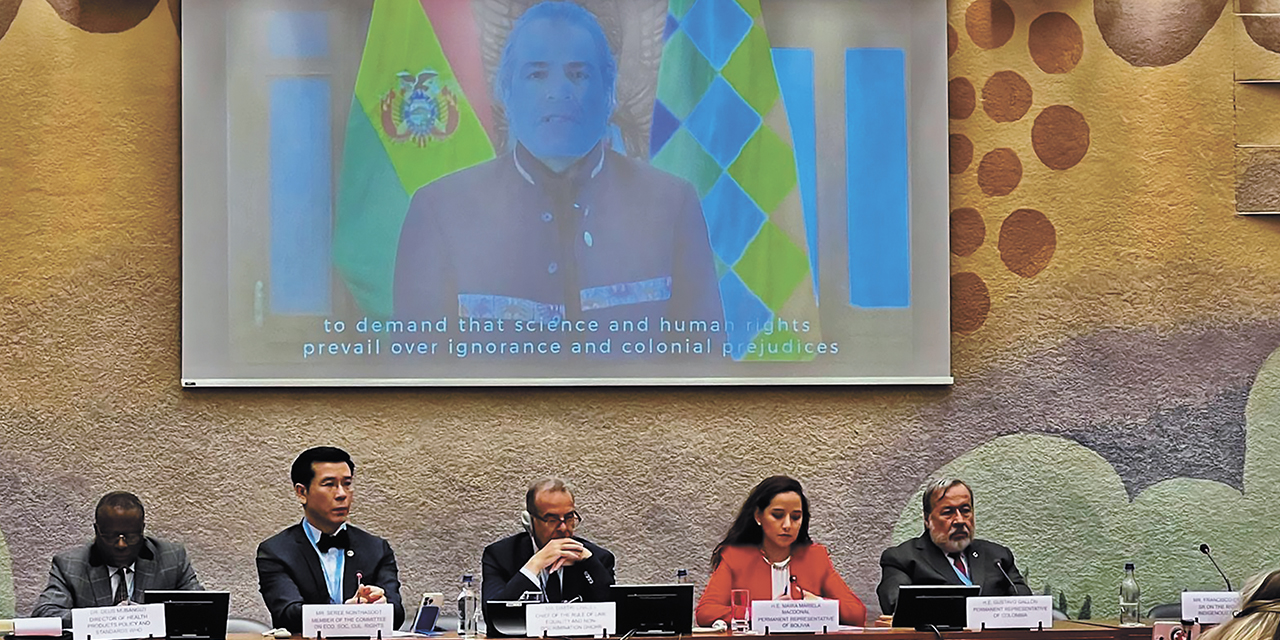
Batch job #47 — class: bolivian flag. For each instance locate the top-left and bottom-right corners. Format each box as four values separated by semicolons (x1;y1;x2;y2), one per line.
333;0;495;318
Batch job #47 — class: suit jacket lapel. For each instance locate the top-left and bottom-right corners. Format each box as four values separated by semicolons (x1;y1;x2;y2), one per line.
967;547;985;592
918;534;962;586
342;527;361;603
89;563;115;606
292;525;329;602
132;539;163;602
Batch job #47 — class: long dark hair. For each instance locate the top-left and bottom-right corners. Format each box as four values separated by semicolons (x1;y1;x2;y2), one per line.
711;476;812;569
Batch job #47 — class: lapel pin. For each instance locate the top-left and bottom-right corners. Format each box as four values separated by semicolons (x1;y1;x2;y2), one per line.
971;550;978;558
346;550;355;557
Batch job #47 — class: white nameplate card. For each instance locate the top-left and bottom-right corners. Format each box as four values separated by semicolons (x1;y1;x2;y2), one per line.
302;604;394;639
12;618;64;636
966;596;1054;630
71;603;166;640
751;600;839;633
525;602;617;638
1182;592;1240;624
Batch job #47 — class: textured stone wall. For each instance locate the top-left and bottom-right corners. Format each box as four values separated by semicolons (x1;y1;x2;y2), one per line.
3;0;1280;624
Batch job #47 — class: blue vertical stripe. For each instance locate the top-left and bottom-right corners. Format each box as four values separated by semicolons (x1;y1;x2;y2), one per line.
270;78;332;315
268;11;330;59
772;48;819;300
846;48;910;308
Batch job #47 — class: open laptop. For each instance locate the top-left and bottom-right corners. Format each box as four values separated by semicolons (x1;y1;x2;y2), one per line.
891;585;980;631
144;590;230;640
485;599;532;638
611;584;693;636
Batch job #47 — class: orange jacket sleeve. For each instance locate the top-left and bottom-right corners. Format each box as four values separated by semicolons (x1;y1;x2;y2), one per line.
813;547;867;626
695;554;735;626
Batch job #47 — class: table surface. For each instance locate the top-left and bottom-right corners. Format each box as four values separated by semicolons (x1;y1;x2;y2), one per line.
225;621;1162;640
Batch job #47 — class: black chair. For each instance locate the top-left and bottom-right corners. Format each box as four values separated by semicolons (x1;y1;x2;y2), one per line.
227;617;272;634
1149;603;1183;620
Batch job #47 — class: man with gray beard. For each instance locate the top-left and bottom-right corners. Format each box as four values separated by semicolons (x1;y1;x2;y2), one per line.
875;479;1028;618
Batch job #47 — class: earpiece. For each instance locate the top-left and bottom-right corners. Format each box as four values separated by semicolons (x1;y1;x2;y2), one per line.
711;620;727;632
520;510;533;535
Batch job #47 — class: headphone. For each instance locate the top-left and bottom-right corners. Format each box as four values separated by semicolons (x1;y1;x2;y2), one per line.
519;510;534;536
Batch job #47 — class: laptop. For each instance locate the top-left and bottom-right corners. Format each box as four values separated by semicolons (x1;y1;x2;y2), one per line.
891;584;980;631
144;590;230;640
485;600;531;638
611;584;694;636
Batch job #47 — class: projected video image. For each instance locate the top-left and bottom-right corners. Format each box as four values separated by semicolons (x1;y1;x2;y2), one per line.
183;0;950;385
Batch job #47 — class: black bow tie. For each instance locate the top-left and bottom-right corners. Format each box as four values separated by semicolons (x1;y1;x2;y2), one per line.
317;529;349;552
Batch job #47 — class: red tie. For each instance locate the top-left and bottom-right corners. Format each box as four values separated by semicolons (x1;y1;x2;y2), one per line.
951;554;968;578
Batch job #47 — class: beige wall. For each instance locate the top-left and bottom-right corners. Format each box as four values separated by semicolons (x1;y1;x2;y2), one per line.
3;0;1280;623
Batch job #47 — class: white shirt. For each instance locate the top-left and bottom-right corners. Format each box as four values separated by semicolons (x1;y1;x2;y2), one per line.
108;564;135;601
519;538;565;600
302;519;348;604
767;556;792;600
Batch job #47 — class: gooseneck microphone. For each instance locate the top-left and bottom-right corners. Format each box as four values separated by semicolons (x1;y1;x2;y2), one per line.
995;560;1027;596
1199;543;1233;591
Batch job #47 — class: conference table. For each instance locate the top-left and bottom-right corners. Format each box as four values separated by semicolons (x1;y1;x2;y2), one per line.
222;621;1161;640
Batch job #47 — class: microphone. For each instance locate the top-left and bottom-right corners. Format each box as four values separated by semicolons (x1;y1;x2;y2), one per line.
995;560;1026;596
1199;543;1233;591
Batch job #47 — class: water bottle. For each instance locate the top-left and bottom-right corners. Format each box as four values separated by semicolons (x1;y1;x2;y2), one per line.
458;574;479;639
1119;562;1142;626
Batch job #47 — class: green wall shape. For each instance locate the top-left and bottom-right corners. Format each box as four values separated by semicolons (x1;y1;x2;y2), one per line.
0;526;13;618
891;344;1280;618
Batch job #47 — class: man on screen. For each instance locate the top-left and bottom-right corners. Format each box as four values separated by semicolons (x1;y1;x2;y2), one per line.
32;491;203;627
875;478;1028;620
481;478;615;635
393;1;723;347
256;447;405;632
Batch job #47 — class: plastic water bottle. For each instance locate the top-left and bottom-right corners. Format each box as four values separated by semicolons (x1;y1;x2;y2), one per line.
458;574;479;639
1119;562;1142;626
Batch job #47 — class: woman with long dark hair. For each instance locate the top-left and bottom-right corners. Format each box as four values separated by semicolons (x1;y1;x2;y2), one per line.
694;476;866;626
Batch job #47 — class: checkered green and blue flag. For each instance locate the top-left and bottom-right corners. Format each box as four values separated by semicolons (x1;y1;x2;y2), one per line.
649;0;820;361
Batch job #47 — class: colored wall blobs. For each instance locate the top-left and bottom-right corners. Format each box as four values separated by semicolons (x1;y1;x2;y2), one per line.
950;207;985;257
998;209;1056;278
951;272;991;334
950;133;973;175
966;0;1014;50
1029;12;1084;74
1032;105;1090;171
982;70;1032;123
1094;0;1228;67
977;147;1022;197
949;76;975;119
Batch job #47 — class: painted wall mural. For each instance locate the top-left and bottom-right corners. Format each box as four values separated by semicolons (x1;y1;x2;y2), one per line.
4;0;1280;624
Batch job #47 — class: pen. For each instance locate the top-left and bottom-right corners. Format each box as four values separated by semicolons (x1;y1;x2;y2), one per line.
356;571;365;604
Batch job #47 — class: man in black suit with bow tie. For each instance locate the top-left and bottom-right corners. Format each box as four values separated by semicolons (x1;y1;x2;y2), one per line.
256;447;405;632
875;478;1028;620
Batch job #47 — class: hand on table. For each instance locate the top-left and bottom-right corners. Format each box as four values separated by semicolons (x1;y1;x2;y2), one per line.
345;584;386;604
874;615;894;627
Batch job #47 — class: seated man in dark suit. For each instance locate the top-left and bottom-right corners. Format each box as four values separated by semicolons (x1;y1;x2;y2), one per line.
876;478;1028;621
481;478;615;635
256;447;405;632
32;491;203;627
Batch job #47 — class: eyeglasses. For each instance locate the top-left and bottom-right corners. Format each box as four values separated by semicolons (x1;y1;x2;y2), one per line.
531;511;582;526
97;532;144;545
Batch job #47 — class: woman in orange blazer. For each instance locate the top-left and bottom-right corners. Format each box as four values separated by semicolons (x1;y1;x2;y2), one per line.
695;476;867;627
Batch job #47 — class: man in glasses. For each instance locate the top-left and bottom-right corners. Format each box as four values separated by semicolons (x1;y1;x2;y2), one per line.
32;491;202;626
481;478;615;633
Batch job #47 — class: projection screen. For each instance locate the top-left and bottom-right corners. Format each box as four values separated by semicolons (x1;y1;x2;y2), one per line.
182;0;951;386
